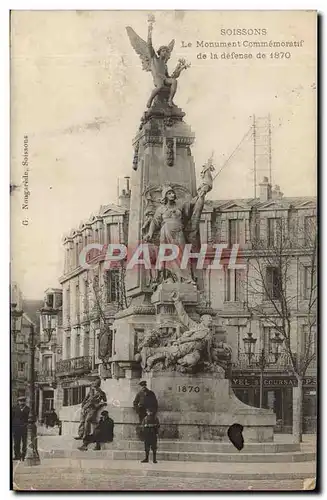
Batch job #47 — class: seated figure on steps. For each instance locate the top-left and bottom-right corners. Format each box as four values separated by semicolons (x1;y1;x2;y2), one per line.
74;377;107;441
78;410;114;451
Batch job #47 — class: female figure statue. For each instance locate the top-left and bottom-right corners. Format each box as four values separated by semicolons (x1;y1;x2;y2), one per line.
143;164;215;282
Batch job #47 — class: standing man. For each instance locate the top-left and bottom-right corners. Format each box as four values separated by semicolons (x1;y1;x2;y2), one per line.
141;409;160;463
74;378;107;441
133;381;158;423
12;396;29;461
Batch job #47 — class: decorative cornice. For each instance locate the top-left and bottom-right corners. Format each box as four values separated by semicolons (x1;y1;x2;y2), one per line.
115;305;156;319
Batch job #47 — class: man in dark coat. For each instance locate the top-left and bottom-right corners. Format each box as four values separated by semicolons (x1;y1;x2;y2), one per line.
133;381;158;423
78;410;114;451
141;409;160;463
74;378;107;440
12;396;29;461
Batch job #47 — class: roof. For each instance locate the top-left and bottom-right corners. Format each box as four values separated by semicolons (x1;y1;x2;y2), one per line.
207;195;316;211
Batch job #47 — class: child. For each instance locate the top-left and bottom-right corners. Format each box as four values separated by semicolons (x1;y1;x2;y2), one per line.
141;408;160;463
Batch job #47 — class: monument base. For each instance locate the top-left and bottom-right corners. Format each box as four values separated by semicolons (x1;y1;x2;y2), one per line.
60;372;276;443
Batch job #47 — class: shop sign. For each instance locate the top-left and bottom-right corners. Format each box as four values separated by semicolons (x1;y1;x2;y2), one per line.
231;376;316;387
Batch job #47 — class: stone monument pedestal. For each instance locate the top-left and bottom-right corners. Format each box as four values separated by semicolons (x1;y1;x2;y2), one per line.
60;373;275;443
143;372;276;442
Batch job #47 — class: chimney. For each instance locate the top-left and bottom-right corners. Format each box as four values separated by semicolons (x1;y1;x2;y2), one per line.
272;184;283;200
259;176;272;202
118;176;131;209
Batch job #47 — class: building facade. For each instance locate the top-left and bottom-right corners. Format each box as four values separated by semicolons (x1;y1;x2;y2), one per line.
11;282;43;406
55;181;131;410
37;288;63;421
201;178;317;433
55;177;316;433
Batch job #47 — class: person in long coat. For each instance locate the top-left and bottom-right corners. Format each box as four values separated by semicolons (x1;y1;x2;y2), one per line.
12;396;29;460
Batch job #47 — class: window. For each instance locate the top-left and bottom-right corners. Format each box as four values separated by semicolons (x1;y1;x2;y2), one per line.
75;283;80;318
42;356;52;372
84;280;89;314
83;331;89;356
18;362;25;372
225;268;243;302
304;216;316;246
65;287;71;321
267;218;281;247
228;219;240;246
107;223;120;244
66;337;71;359
55;294;62;308
265;267;281;299
105;269;120;303
63;385;87;407
75;329;80;358
46;293;54;308
75;243;79;268
303;265;316;300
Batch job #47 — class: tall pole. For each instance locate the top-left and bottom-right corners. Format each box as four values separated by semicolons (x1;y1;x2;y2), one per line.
25;324;40;466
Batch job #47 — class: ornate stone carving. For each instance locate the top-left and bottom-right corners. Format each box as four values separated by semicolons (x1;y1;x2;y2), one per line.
166;138;174;166
132;141;139;171
135;292;231;375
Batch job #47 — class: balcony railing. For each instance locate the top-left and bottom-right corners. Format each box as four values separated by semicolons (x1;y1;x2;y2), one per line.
37;369;56;383
56;356;92;376
233;352;293;371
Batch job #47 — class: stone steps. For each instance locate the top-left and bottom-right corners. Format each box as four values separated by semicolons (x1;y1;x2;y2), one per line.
107;439;302;453
40;448;315;463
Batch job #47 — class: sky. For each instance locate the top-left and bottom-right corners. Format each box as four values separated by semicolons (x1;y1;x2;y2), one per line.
10;10;316;299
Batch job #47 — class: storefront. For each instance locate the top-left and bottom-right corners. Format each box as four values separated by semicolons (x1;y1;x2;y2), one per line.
231;374;316;434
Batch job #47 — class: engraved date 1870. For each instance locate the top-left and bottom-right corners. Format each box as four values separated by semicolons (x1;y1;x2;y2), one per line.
177;385;200;393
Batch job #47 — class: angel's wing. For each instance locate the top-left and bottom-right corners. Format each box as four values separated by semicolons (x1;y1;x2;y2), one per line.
126;26;151;72
167;39;175;55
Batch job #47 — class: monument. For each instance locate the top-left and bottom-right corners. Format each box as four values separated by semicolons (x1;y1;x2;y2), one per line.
99;15;276;443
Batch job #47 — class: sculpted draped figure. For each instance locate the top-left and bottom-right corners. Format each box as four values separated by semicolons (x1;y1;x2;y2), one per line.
142;291;215;372
143;163;215;283
126;14;191;108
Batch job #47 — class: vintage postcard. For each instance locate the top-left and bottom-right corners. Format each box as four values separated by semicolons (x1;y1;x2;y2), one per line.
10;10;317;491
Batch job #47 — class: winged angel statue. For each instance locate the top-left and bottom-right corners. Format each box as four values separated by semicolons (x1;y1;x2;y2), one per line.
126;14;191;108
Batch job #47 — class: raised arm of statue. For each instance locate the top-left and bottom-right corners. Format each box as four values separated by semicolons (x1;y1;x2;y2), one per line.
147;20;156;58
171;292;198;330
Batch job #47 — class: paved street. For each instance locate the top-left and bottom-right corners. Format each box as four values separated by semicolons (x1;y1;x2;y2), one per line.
12;457;316;491
11;434;316;491
13;465;308;491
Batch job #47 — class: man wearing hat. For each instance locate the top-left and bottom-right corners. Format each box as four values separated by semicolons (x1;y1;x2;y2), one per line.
75;377;107;441
133;381;158;423
78;410;114;451
12;396;30;460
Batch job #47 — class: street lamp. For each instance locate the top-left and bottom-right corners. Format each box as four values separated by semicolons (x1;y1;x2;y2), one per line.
243;331;257;364
11;303;23;343
40;303;58;342
25;323;40;466
257;334;283;409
